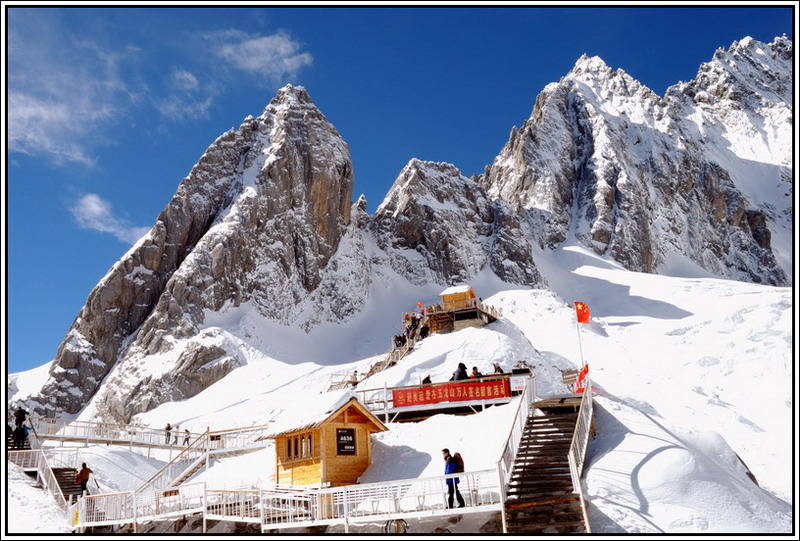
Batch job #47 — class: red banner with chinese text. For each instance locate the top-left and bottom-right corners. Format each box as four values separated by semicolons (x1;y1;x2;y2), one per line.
392;379;511;408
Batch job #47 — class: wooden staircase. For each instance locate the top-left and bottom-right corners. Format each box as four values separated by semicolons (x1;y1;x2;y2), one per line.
504;412;586;533
53;467;85;499
7;434;32;451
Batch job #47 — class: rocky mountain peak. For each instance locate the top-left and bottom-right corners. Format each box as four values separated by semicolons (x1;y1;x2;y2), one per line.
14;36;790;424
479;36;790;285
28;84;355;421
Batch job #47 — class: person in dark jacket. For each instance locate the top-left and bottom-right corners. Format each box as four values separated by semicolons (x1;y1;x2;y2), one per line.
12;425;26;449
442;448;465;508
13;407;28;428
453;363;469;381
164;423;172;444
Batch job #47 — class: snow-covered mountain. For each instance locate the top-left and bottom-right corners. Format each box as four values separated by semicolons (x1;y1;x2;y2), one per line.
477;36;791;286
8;36;793;534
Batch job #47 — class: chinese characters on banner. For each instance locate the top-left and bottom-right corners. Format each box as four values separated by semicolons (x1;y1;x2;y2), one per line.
392;379;511;408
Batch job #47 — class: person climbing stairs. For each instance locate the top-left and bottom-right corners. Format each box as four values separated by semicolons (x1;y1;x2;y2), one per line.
53;467;85;500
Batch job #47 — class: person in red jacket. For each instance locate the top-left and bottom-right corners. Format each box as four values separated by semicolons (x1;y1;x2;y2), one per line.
75;463;93;495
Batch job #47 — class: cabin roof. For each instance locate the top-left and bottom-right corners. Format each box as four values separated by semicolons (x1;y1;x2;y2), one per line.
258;391;387;439
439;285;474;297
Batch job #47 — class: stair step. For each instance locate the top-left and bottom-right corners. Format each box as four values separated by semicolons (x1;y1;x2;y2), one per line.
505;494;579;508
510;471;572;480
516;450;571;455
506;520;585;533
506;488;576;499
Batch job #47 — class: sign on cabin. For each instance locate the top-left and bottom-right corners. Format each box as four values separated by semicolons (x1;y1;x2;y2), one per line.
336;428;356;455
260;397;387;487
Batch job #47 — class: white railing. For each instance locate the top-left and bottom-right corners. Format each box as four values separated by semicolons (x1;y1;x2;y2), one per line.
206;489;262;522
260;469;501;531
30;417;203;449
495;377;537;489
567;375;594;533
69;482;208;530
43;447;81;470
69;470;502;532
493;376;537;533
9;450;71;511
208;425;270;452
137;431;209;494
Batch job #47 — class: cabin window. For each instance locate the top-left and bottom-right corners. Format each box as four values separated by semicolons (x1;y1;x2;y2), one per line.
286;439;291;458
307;434;312;457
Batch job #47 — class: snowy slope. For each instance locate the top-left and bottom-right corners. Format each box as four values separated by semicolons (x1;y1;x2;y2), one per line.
8;249;792;534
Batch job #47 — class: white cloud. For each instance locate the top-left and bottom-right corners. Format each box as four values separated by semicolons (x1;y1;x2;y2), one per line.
173;69;199;91
70;194;150;244
8;12;140;166
212;30;313;82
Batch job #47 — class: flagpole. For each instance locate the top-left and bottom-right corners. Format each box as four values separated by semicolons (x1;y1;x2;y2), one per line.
575;315;586;368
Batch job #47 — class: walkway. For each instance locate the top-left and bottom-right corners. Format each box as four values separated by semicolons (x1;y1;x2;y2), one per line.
13;374;593;534
71;469;504;533
30;418;268;458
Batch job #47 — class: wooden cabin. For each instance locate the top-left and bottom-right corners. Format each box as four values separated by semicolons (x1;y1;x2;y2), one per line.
261;396;388;487
427;285;496;333
439;285;477;311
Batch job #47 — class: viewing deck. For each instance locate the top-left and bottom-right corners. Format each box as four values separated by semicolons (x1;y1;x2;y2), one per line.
356;372;532;423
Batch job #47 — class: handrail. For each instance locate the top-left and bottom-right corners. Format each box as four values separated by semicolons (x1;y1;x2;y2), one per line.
567;375;593;533
9;450;71;510
70;470;503;532
208;425;271;451
30;416;204;448
137;430;210;493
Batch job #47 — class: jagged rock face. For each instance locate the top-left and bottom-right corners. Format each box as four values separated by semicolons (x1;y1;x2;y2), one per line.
19;36;791;422
478;37;791;285
32;85;354;420
370;159;543;287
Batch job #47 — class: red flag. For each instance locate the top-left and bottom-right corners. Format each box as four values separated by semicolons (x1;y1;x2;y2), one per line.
417;301;423;310
575;364;589;393
574;301;590;324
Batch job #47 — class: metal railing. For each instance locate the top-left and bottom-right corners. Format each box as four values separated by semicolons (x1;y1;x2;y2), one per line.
495;377;537;488
69;482;208;530
567;375;594;533
68;469;503;532
30;417;204;449
207;425;271;451
493;376;538;533
136;431;209;494
9;450;72;511
424;299;502;320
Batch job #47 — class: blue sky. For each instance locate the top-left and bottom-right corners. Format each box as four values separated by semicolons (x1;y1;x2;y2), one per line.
5;5;793;374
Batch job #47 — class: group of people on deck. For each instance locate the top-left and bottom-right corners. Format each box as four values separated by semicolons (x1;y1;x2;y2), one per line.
394;311;430;347
8;406;31;450
421;362;504;385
